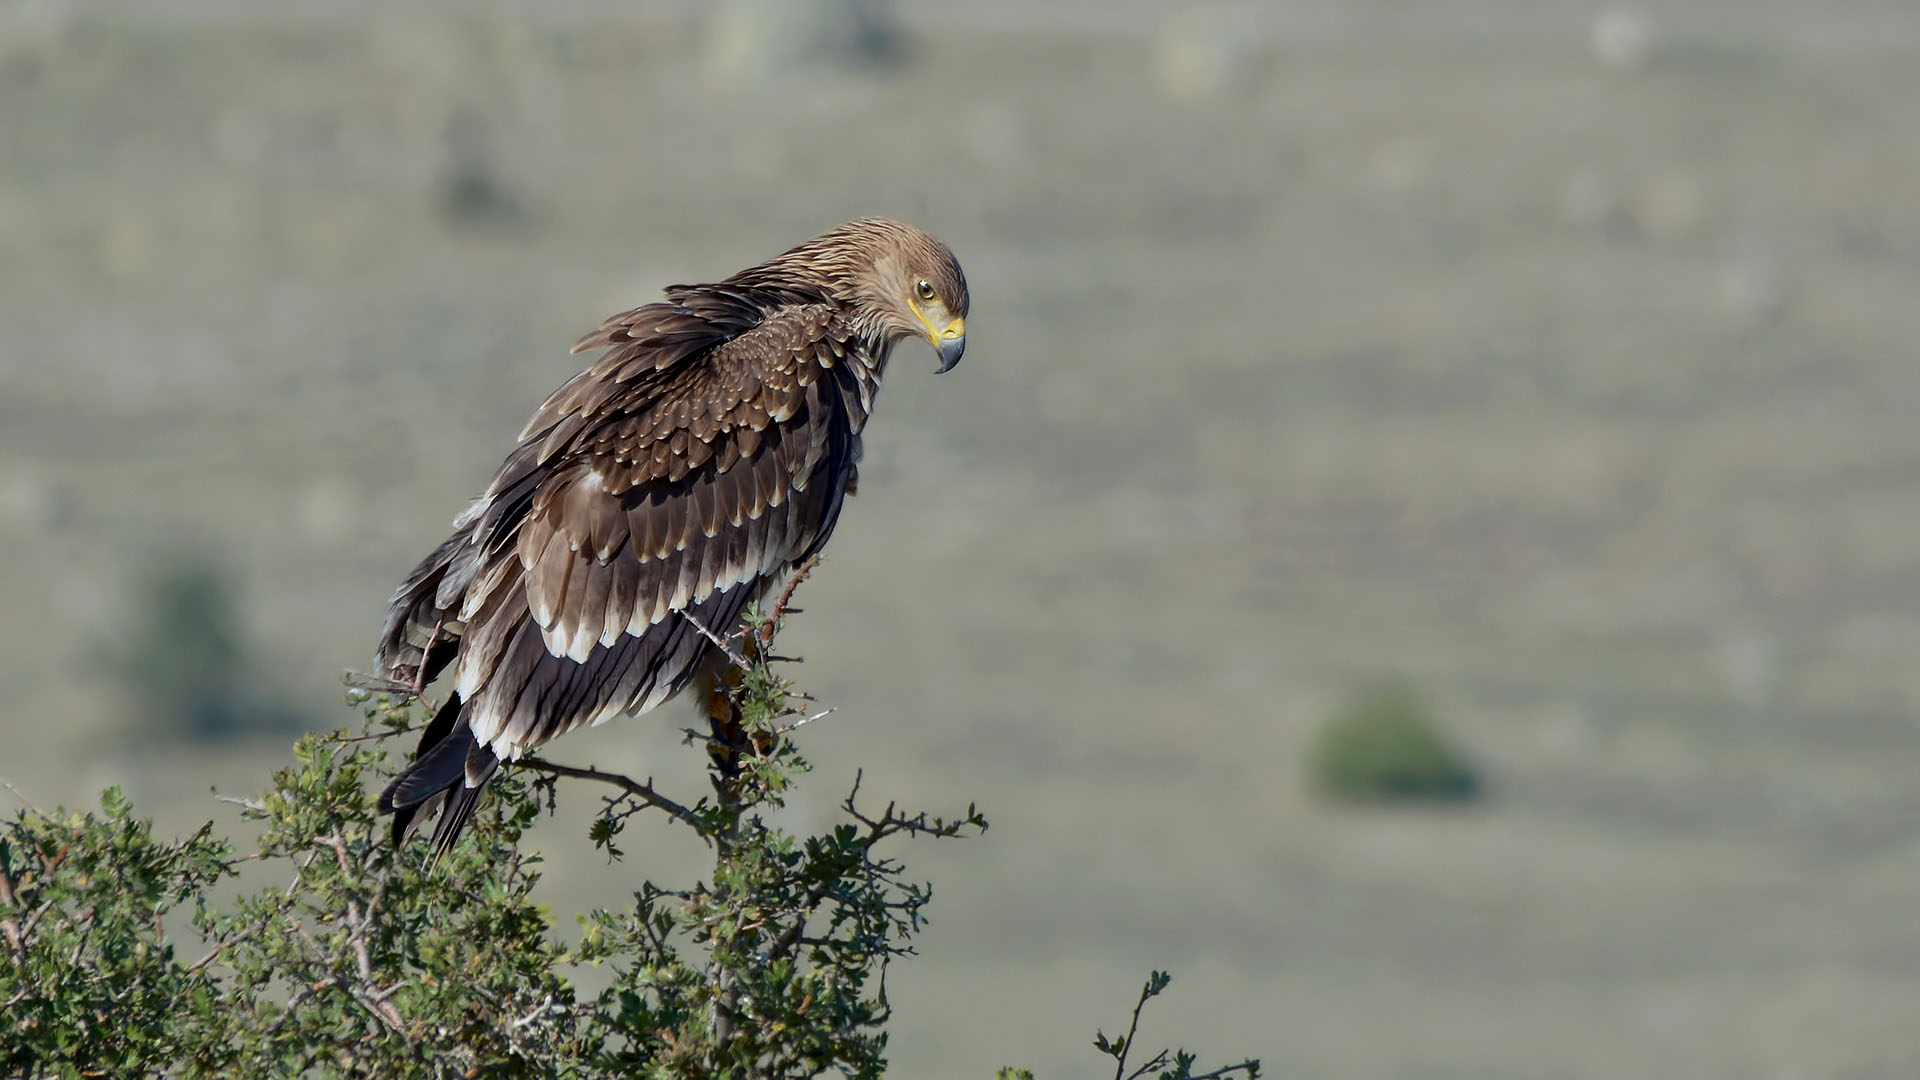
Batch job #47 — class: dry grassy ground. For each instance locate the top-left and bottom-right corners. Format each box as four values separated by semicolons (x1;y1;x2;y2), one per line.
4;2;1920;1075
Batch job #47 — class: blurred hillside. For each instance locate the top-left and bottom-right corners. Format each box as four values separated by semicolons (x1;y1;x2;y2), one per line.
3;2;1920;1076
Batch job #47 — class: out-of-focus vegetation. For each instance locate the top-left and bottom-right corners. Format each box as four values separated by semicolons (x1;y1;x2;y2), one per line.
103;554;306;739
1309;682;1480;803
105;555;245;735
5;2;1920;1076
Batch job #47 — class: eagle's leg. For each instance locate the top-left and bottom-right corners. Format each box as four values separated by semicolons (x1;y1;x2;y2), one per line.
703;658;751;783
699;639;774;788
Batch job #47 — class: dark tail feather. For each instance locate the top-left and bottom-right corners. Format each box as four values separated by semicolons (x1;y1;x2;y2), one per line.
380;695;499;857
430;750;499;859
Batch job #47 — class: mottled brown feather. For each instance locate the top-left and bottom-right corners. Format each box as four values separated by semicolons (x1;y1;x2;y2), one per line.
374;218;968;854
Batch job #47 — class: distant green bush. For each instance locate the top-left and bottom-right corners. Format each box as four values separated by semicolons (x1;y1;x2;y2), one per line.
104;553;305;739
7;597;1258;1078
105;554;248;736
438;109;524;228
1308;682;1480;803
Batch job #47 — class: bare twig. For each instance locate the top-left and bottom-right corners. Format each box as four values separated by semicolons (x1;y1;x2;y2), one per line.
678;608;750;668
509;994;556;1032
351;981;409;1035
286;849;320;899
65;909;96;967
839;772;981;844
318;834;353;876
773;706;834;736
263;983;319;1039
515;759;700;830
325;727;409;745
283;913;406;1035
314;835;379;991
340;614;445;704
186;939;229;975
1123;1053;1172;1080
341;670;418;697
1184;1064;1263;1080
18;898;56;948
767;878;839;964
765;771;979;966
1112;981;1156;1080
759;554;822;644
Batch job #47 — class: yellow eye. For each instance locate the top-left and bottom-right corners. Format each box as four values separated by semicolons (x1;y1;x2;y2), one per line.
915;279;936;302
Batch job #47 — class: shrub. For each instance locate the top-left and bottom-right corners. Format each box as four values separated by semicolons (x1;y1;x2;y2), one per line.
1308;681;1480;803
106;554;246;735
6;585;1258;1077
104;553;306;739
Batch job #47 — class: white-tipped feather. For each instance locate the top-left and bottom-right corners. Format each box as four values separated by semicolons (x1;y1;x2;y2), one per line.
585;697;628;728
455;659;480;703
466;693;504;750
497;700;536;761
527;531;569;628
601;597;628;648
632;678;674;718
564;623;596;663
742;517;767;579
459;556;516;621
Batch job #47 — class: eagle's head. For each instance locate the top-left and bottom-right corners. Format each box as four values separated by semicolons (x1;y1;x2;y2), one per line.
768;218;969;372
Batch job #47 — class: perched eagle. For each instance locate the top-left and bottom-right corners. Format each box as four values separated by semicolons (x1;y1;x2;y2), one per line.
373;219;968;854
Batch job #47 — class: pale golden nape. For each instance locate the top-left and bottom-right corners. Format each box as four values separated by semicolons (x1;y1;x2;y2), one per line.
730;217;968;366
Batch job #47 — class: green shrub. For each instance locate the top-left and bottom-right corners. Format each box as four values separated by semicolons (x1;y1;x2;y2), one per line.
104;553;306;739
6;590;1258;1077
106;554;245;735
1308;681;1481;803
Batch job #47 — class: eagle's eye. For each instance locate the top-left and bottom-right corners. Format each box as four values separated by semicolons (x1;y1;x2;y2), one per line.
915;279;936;302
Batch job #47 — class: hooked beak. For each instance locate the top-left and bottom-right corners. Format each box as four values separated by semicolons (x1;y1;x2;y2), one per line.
932;316;966;373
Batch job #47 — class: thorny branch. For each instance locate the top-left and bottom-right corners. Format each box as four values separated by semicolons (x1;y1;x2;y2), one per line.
1110;978;1158;1080
758;553;822;645
1102;973;1263;1080
515;759;702;831
678;608;751;669
840;770;985;845
765;770;984;965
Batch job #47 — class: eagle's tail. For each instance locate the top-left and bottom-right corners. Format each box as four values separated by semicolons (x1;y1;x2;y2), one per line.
378;694;501;860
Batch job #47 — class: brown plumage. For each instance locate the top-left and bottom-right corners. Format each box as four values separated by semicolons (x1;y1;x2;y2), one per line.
374;219;969;855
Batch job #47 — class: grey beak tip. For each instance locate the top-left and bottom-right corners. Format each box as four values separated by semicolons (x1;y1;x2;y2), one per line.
935;337;966;373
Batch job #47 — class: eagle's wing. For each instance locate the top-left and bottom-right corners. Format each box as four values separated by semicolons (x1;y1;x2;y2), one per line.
376;294;861;851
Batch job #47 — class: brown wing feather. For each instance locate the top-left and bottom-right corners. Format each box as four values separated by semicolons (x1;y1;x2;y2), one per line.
436;302;862;762
376;218;969;853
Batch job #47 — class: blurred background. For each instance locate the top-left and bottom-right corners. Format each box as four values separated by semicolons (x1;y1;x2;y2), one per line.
5;0;1920;1074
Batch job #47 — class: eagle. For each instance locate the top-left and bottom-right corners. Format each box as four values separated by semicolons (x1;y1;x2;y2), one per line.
372;219;968;854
